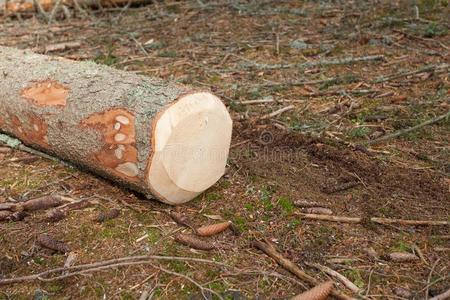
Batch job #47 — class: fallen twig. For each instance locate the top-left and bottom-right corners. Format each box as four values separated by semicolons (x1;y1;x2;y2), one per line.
252;240;354;300
306;263;361;294
373;63;448;83
299;214;449;226
260;105;295;119
365;110;450;145
0;255;228;285
430;288;450;300
240;55;385;70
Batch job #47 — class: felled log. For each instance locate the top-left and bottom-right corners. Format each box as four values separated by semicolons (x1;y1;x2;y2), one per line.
0;46;232;205
1;0;152;15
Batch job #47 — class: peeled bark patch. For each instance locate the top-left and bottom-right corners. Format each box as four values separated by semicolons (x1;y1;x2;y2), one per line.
22;80;68;107
0;46;232;205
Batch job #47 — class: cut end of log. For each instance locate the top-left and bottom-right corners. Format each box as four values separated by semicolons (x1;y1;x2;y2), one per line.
147;92;232;205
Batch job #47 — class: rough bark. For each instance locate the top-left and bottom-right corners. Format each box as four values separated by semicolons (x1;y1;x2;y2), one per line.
1;0;152;15
0;46;232;204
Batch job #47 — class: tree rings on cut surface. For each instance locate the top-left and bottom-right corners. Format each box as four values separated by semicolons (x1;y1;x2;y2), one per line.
147;92;232;204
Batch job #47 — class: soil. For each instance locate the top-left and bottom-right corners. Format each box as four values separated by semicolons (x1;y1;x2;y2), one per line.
0;1;449;299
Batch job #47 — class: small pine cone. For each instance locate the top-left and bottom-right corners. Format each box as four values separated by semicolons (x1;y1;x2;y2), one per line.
37;234;70;253
0;211;12;221
387;252;419;262
95;208;120;223
196;221;231;237
291;281;334;300
22;195;63;211
9;211;27;221
169;211;190;227
175;234;215;250
46;209;67;222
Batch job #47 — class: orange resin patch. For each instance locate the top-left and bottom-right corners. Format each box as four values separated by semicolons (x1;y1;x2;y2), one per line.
7;112;49;147
22;80;68;107
81;109;139;179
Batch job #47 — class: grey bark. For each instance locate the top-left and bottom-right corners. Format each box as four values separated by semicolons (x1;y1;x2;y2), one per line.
0;46;190;198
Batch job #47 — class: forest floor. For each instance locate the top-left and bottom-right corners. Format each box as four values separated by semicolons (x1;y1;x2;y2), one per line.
0;1;449;299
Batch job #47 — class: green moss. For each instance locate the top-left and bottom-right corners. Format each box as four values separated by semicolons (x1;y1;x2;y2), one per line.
119;291;134;300
146;227;161;244
348;126;369;138
343;269;365;289
233;216;248;231
277;196;294;215
391;240;410;252
168;260;188;273
206;192;221;201
158;50;178;58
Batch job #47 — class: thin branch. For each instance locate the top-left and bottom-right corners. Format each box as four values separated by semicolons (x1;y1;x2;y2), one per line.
240;54;385;70
0;255;228;285
260;105;295;119
365;110;450;145
373;63;449;83
299;214;449;226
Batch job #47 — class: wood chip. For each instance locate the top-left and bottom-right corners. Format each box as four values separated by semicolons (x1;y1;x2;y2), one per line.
196;221;231;236
174;234;215;251
291;281;334;300
37;234;70;253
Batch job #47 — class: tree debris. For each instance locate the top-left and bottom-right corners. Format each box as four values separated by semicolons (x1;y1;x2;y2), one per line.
21;195;64;211
37;234;70;253
252;240;353;300
322;181;360;194
291;280;334;300
95;208;120;223
386;252;419;262
175;234;215;251
306;263;361;294
196;221;231;236
299;214;449;226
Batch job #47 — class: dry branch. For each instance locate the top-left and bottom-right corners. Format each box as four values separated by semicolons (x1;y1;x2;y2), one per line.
0;46;232;205
299;214;449;226
430;288;450;300
252;240;354;300
241;55;385;70
306;263;361;294
373;63;449;83
0;255;227;285
366;110;450;145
